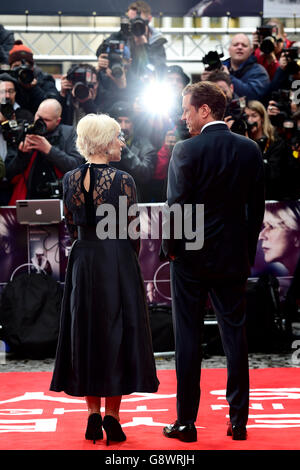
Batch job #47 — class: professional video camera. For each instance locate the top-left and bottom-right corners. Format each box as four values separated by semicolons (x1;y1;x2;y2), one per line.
256;25;281;55
97;40;125;79
1;117;47;146
282;47;300;75
66;66;95;100
120;14;149;38
270;89;292;128
201;51;224;72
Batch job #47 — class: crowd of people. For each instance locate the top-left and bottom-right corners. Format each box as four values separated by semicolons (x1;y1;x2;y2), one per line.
0;3;300;207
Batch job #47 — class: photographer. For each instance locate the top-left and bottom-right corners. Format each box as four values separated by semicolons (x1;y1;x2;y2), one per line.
109;100;157;202
0;74;33;204
8;40;59;114
59;63;126;126
245;100;295;200
97;1;167;98
253;19;294;80
207;70;246;132
0;73;33;158
5;98;84;205
221;34;270;101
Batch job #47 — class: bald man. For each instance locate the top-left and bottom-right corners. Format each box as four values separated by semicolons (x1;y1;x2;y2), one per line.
5;98;84;203
221;33;270;100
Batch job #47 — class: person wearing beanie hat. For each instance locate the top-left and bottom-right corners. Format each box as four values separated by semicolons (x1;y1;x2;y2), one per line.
8;40;34;67
8;40;59;115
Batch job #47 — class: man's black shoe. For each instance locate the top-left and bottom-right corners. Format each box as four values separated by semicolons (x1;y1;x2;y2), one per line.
163;421;197;442
227;423;247;440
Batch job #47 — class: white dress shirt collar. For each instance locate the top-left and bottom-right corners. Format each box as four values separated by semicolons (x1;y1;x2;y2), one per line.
201;121;226;133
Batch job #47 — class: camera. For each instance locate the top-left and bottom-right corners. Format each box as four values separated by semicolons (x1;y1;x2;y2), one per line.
66;66;95;100
0;100;15;120
282;47;300;75
225;97;254;136
12;63;34;85
270;89;292;128
202;51;224;72
1;117;47;146
97;40;125;79
120;14;149;38
37;179;63;199
256;25;279;55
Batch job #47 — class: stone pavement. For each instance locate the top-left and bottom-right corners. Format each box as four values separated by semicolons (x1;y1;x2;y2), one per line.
1;351;299;372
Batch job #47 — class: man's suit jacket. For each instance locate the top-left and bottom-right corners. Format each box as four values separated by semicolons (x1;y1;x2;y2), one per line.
162;123;265;281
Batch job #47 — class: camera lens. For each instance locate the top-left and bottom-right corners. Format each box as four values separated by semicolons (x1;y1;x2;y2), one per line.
18;68;34;85
260;37;275;54
73;82;90;100
131;18;146;37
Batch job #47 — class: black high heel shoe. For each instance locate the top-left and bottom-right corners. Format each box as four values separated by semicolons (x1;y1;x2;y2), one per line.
103;415;126;446
85;413;103;444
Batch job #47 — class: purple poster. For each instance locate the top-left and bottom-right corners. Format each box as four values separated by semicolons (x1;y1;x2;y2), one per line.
0;208;27;286
251;200;300;297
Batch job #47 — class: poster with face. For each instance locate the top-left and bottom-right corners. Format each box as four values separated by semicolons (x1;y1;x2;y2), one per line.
0;208;27;287
138;204;171;306
252;200;300;279
264;0;300;18
28;225;60;281
186;0;263;16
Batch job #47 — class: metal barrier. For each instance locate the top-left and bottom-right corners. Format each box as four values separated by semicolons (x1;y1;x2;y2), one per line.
4;25;300;66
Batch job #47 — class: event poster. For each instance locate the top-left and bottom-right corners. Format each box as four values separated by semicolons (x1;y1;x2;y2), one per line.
28;226;60;281
0;0;264;17
1;202;300;303
186;0;264;17
0;208;27;287
263;0;300;18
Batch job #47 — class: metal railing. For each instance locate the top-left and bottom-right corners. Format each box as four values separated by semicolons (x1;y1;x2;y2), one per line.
5;25;300;66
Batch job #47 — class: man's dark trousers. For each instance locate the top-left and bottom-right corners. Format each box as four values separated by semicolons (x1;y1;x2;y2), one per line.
170;257;249;427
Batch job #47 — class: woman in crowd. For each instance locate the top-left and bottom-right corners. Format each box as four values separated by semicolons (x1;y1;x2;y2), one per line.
259;200;300;276
50;113;159;445
245;100;292;200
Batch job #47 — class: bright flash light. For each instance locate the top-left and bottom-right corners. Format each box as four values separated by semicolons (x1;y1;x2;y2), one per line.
140;82;175;116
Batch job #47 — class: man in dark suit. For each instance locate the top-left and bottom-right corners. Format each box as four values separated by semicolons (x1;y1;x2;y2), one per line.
162;81;265;442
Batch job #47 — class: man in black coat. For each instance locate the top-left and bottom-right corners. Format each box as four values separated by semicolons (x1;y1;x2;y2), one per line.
5;98;84;204
161;82;265;442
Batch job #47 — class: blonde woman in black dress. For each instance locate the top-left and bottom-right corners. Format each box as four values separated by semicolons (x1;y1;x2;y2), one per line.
50;113;159;445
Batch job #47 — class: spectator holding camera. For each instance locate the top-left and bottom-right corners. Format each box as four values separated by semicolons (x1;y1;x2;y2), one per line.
221;34;270;101
8;40;59;114
125;1;167;77
0;74;33;204
5;98;84;205
245;100;294;200
97;1;167;100
59;63;126;126
109;100;157;202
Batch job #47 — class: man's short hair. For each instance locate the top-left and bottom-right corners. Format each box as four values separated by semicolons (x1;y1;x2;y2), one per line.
128;1;151;15
207;70;232;88
182;81;227;121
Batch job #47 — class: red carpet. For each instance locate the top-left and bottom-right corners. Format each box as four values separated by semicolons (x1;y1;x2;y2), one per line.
0;368;300;450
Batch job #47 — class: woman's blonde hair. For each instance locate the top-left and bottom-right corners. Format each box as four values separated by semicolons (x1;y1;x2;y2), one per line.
247;100;276;143
76;113;120;160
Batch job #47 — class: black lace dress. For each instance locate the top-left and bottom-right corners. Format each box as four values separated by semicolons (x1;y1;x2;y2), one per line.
50;163;159;397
